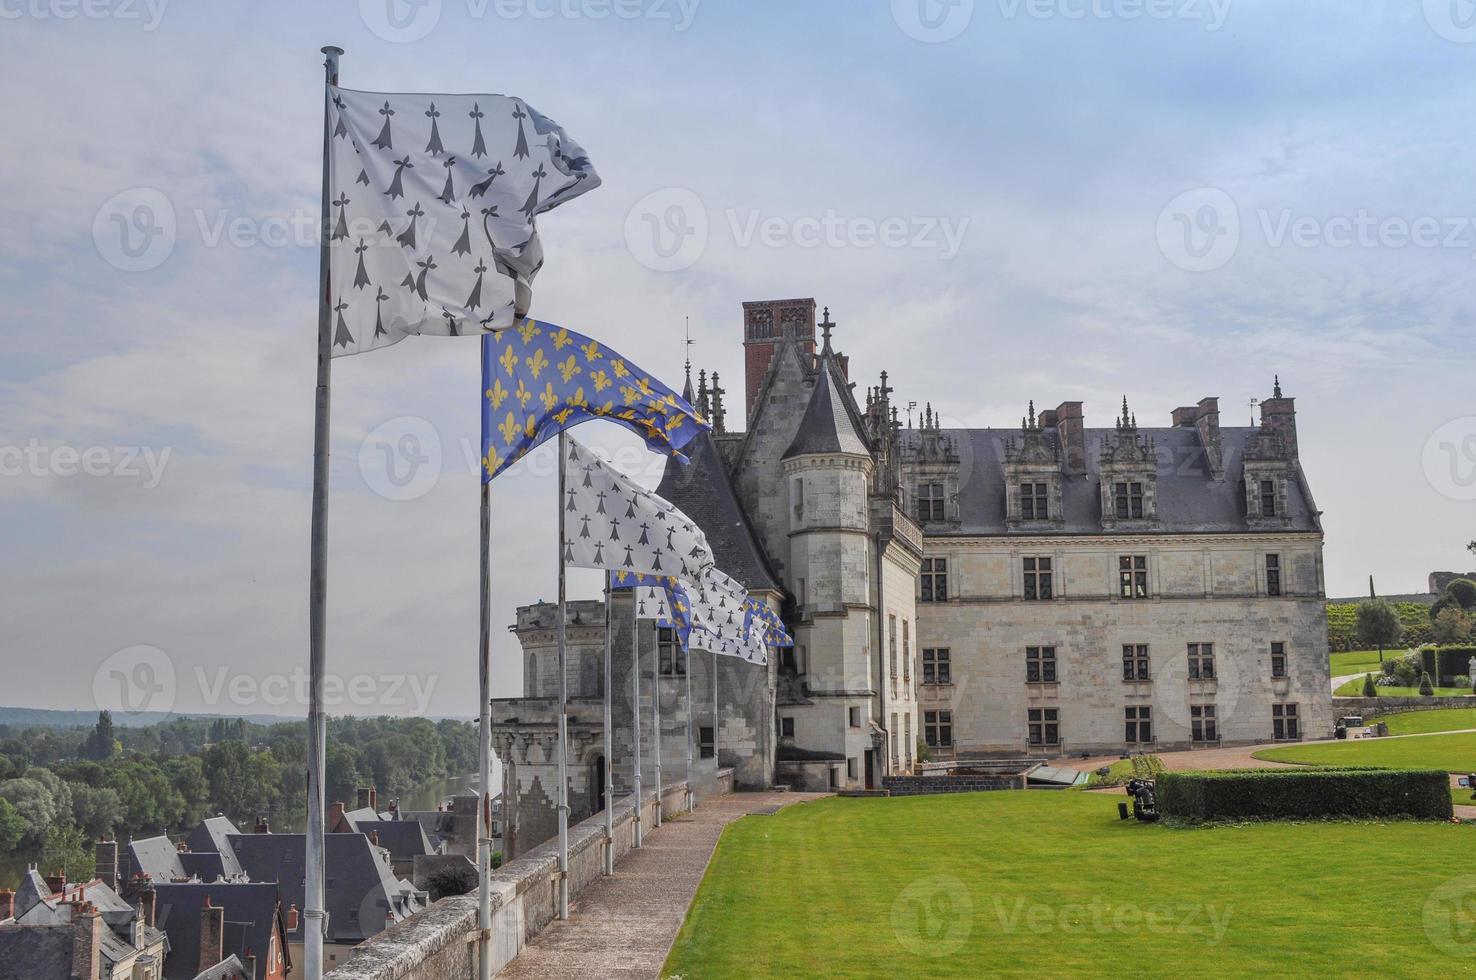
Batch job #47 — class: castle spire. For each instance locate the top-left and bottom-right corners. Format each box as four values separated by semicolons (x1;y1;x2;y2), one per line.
710;371;726;434
820;306;834;352
1273;374;1282;398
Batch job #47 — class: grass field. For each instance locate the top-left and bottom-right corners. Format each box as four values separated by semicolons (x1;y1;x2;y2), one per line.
1371;709;1476;736
1333;677;1470;697
1254;732;1476;772
662;793;1475;978
1330;649;1407;675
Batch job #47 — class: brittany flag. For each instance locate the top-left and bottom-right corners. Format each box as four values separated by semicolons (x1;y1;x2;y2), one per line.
325;87;599;356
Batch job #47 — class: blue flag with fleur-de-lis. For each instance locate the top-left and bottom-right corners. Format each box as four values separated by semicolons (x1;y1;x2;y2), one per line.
744;597;794;648
480;319;709;480
612;570;694;651
327;86;599;356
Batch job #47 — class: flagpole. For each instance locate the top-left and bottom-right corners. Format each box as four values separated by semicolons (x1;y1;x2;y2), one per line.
651;616;661;828
602;571;614;876
304;43;341;980
555;431;570;920
631;584;642;848
684;646;693;811
476;342;494;980
711;649;719;775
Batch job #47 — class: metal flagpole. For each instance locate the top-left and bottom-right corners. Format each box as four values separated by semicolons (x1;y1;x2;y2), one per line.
555;431;570;919
476;342;494;980
712;650;719;774
631;587;642;848
651;619;662;828
304;43;341;980
684;646;693;810
601;572;614;875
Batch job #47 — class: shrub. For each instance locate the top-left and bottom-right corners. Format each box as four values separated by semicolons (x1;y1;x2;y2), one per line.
1418;672;1435;696
1362;673;1377;697
1156;768;1453;822
1447;578;1476;610
1454;675;1472;690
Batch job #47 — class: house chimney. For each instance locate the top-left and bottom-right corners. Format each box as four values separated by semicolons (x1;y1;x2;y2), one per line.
369;787;378;813
45;872;66;895
1258;376;1298;459
199;896;225;976
253;815;270;834
1171;406;1199;427
1193;397;1224;479
1054;401;1086;477
71;901;103;980
138;888;156;928
0;888;14;921
356;788;371;810
367;829;380;848
243;948;258;980
330;801;345;830
95;837;118;891
286;903;300;933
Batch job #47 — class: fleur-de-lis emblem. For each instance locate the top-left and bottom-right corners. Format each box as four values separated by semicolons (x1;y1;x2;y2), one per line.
487;378;508;409
590;369;612;392
540;382;559;413
570;387;588;408
554;407;574;425
581;340;601;362
621;385;641;406
525;348;549;378
558;354;582;383
598;400;614;415
610;358;629;379
524;415;538;438
550;327;572;350
483;446;502;475
499;411;520;445
499;345;519;376
517;319;542;344
515;379;532;407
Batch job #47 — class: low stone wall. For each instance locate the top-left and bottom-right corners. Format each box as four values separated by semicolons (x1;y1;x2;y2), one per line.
1331;696;1475;718
882;772;1027;796
325;775;704;980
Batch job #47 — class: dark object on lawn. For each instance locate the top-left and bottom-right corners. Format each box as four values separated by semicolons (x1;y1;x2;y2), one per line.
1334;724;1347;740
1156;768;1452;821
1117;801;1130;820
1096;766;1112;777
1124;778;1159;822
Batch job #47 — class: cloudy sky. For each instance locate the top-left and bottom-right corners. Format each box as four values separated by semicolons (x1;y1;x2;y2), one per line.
2;0;1474;719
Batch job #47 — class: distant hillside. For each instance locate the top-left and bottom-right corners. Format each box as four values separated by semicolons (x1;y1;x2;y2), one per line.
0;706;296;729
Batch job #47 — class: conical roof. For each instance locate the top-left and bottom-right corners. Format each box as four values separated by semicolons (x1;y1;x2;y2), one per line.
783;350;869;459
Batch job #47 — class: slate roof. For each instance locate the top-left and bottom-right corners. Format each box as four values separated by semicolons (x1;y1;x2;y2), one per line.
151;881;281;980
0;924;71;980
368;820;435;860
905;425;1321;536
187;818;243;878
127;835;189;883
782;351;869;460
192;954;248;980
656;380;782;594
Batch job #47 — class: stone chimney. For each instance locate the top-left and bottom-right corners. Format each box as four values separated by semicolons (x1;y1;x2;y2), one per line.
45;872;66;895
367;829;380;847
285;903;300;933
1054;401;1087;477
253;815;270;834
199;896;225;976
369;787;378;813
1171;406;1199;428
71;901;103;980
356;788;371;810
1193;397;1224;480
137;887;156;928
0;888;14;921
1258;376;1298;459
95;838;118;891
330;801;345;831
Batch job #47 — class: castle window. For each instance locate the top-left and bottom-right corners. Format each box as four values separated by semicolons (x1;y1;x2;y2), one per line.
1266;554;1282;596
1191;704;1217;742
847;757;858;780
1124;706;1152;744
1114;481;1144;519
1188;642;1215;679
779;645;800;674
922;648;951;685
920;558;949;602
1260;479;1277;517
888;615;898;679
902;620;911;685
793;478;804;520
658;628;685;677
1026;645;1057;683
1020;482;1049;520
905;716;913;767
1118;556;1149;599
527;652;539;695
699;726;715;758
1273;703;1300;741
849;706;862;728
780;717;794;738
917;482;945;523
1122;644;1150;681
891;712;899;768
1023;557;1053;600
1028;707;1059;746
924;710;953;747
1271;641;1287;679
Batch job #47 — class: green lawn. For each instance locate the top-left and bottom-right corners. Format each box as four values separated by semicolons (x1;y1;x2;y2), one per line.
1455;786;1475;807
1254;732;1476;773
1333;677;1471;697
1370;709;1476;736
1330;649;1406;675
663;793;1475;978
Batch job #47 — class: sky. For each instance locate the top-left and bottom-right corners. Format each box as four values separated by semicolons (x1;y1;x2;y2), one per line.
2;0;1475;719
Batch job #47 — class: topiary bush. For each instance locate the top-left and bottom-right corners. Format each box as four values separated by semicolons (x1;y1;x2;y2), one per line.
1156;768;1453;822
1447;578;1476;610
1418;672;1435;696
1362;673;1377;697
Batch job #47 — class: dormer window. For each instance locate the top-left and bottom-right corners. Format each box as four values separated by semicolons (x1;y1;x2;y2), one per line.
916;482;945;523
1259;479;1277;517
1020;482;1049;521
1114;482;1144;520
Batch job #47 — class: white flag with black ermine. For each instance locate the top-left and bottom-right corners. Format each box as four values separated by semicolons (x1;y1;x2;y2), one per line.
562;437;715;582
687;566;749;641
326;86;599;356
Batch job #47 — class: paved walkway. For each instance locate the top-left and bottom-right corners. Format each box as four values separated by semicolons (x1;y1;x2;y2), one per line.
1330;672;1363;693
499;791;827;980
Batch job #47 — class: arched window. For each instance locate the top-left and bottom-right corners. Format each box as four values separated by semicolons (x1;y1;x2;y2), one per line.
526;652;539;697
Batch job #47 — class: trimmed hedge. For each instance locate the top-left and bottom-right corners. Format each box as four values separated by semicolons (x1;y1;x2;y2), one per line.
1425;645;1476;684
1157;768;1453;822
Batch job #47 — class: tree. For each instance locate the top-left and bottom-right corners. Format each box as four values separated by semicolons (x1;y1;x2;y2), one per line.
81;711;117;761
425;861;478;901
1356;599;1402;663
1432;606;1473;645
40;824;94;881
1362;673;1377;697
0;777;62;846
1446;579;1476;611
0;797;28;852
1418;671;1435;697
69;783;124;839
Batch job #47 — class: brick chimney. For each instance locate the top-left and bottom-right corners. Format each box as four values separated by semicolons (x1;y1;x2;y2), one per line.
253;815;270;834
243;948;258;979
199;896;225;976
71;901;103;980
95;838;118;891
369;786;378;812
1054;401;1087;477
1193;397;1224;480
285;903;300;933
0;888;14;921
45;872;66;895
1258;376;1298;459
138;887;156;928
329;801;345;831
742;298;816;420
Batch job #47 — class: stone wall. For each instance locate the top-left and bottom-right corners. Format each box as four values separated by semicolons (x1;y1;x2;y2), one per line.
324;775;725;980
1331;696;1476;718
882;772;1027;795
